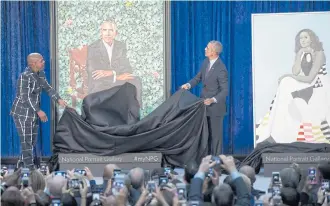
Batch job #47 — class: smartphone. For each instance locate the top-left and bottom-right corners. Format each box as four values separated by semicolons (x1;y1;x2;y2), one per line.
208;168;214;177
176;183;187;201
112;174;125;190
272;186;280;197
1;167;8;176
92;193;100;201
308;167;318;184
21;168;30;187
113;169;121;177
147;181;156;193
211;156;221;165
54;171;67;178
40;163;47;176
321;180;330;192
67;179;82;191
272;172;280;185
164;167;171;176
159;175;168;186
51;199;61;206
75;169;86;176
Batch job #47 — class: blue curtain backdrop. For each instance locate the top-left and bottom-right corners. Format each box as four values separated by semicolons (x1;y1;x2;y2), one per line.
1;1;52;157
171;1;330;155
2;1;330;158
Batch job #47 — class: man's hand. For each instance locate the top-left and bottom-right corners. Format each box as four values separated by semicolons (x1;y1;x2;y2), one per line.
84;167;94;181
92;70;113;80
37;110;48;122
117;73;134;81
198;155;216;173
219;155;237;174
58;99;67;107
181;83;190;90
204;98;215;105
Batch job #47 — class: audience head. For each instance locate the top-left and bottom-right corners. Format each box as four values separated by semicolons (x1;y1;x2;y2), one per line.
280;187;300;206
184;160;199;184
46;175;66;198
240;174;252;193
128;167;145;190
318;160;330;180
212;184;234;206
103;164;119;180
1;186;25;206
35;190;51;206
239;165;256;184
29;170;46;192
61;192;78;206
280;168;300;189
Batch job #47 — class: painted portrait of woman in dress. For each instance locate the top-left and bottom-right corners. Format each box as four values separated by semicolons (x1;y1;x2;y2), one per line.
256;28;330;144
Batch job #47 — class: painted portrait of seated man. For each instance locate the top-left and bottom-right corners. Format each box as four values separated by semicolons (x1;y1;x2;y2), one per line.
86;19;142;106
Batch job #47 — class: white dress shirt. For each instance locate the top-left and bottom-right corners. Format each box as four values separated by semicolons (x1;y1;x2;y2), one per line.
102;40;116;83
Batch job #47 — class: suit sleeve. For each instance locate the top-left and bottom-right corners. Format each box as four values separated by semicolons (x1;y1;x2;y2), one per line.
39;71;61;102
19;75;40;112
233;177;251;206
214;65;228;103
188;71;202;88
188;178;204;202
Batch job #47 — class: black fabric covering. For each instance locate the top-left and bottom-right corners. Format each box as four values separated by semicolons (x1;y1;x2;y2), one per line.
240;140;330;173
53;83;209;167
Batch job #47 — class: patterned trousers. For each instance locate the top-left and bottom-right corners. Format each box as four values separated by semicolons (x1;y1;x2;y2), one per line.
13;115;39;168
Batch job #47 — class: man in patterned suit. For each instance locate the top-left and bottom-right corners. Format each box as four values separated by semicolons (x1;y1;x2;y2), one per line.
10;53;67;169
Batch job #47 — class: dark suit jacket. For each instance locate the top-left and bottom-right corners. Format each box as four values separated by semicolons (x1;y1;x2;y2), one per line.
188;58;228;116
86;39;132;94
189;176;251;206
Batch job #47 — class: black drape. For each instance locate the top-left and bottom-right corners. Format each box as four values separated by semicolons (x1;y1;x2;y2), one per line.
54;83;209;166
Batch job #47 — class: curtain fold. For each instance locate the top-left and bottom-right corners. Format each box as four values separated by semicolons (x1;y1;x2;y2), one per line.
171;1;330;155
1;1;52;157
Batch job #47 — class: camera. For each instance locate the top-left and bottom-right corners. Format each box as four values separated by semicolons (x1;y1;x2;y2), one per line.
272;186;280;197
308;167;318;184
51;199;61;206
21;168;30;187
176;183;187;201
67;179;82;190
54;171;67;178
75;169;86;176
147;181;156;193
159;175;169;186
272;172;280;186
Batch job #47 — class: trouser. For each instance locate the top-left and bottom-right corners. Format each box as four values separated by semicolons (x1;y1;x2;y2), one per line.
13;115;39;169
207;116;224;156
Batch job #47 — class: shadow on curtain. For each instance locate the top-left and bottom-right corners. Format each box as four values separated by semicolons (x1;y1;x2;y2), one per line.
1;1;52;157
171;1;330;155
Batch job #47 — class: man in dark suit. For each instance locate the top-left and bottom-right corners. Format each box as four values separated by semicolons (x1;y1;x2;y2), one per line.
182;40;228;156
86;20;141;105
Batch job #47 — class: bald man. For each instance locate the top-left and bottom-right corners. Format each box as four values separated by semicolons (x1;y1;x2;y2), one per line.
10;53;67;169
